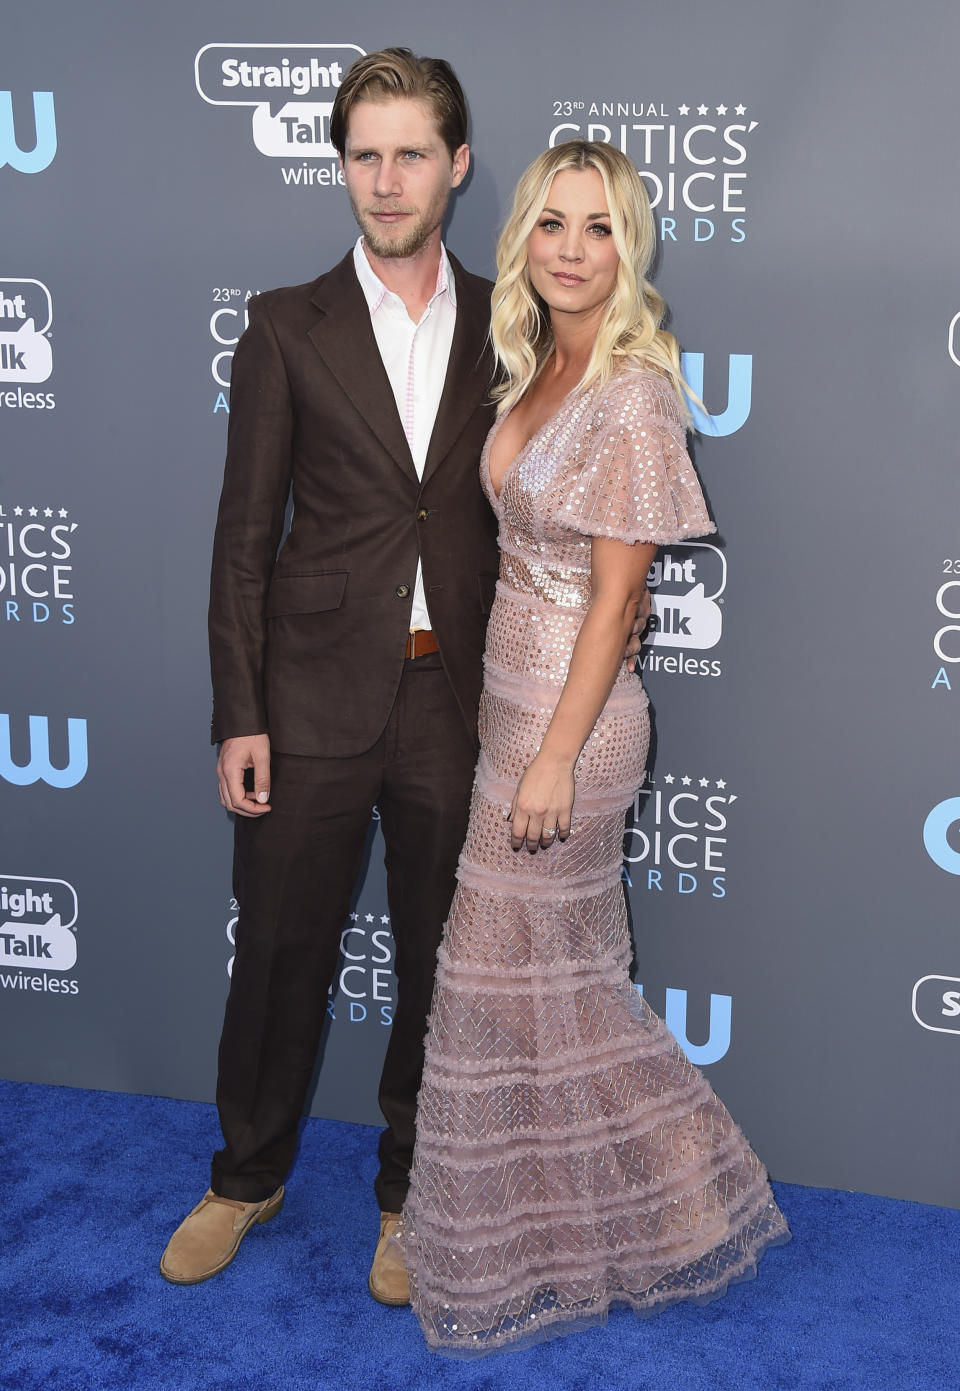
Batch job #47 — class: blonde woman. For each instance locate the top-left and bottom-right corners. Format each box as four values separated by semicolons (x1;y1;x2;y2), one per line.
400;141;789;1356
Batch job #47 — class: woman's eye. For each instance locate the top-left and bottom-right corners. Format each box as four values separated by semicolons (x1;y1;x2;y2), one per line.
589;223;612;237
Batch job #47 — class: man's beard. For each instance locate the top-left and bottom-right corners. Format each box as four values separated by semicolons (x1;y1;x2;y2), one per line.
351;194;445;260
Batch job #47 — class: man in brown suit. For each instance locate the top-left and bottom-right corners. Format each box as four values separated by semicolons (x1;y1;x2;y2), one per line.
160;50;497;1302
161;48;643;1301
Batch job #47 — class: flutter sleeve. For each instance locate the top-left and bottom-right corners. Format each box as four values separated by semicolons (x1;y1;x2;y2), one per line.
557;370;716;545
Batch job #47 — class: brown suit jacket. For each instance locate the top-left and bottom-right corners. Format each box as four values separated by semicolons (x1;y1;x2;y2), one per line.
208;249;499;757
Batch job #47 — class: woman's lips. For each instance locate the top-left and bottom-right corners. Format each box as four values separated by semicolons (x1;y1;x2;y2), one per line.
551;271;585;286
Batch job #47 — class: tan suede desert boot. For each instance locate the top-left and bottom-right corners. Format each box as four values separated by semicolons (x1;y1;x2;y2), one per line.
368;1211;410;1305
160;1186;284;1284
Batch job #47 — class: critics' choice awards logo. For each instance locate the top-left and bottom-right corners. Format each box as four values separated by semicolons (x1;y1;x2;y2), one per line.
549;97;758;245
0;92;56;173
226;898;396;1025
0;714;87;788
642;542;724;679
931;567;960;692
0;279;55;409
0;875;79;995
208;288;260;412
0;503;76;624
624;771;736;898
912;975;960;1037
195;44;363;186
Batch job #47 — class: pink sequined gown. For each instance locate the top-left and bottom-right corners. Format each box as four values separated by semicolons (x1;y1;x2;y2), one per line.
400;368;789;1356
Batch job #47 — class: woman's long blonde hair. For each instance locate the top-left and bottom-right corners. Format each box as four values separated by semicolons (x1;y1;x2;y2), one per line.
491;140;689;415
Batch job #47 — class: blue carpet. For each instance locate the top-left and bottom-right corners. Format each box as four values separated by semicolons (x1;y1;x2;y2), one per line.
0;1079;956;1391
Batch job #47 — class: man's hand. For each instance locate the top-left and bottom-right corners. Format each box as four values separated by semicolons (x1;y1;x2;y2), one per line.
624;585;652;671
217;734;272;816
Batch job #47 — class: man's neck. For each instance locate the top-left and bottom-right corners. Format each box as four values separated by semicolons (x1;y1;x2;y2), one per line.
362;232;444;321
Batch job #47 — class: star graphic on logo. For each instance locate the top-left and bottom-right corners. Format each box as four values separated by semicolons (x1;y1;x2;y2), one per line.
697;104;709;116
699;777;710;788
379;914;390;924
364;913;374;923
13;506;23;516
681;775;692;786
43;507;53;518
58;508;68;518
663;773;675;784
678;103;690;116
716;779;727;789
28;507;38;517
349;912;358;921
735;104;746;115
716;104;728;115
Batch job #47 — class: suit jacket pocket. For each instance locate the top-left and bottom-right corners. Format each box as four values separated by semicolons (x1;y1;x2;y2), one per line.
265;570;348;617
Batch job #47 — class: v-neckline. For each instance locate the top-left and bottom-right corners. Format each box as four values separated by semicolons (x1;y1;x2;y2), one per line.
484;386;584;504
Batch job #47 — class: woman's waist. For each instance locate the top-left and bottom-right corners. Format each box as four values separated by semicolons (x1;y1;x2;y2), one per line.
482;663;648;717
483;591;649;715
496;551;592;609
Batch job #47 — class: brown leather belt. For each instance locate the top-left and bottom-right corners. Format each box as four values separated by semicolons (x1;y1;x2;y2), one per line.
405;629;439;659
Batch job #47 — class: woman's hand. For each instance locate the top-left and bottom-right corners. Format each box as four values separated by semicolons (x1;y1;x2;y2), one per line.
508;752;575;852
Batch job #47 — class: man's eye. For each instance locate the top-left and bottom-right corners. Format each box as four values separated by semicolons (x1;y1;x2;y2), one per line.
402;151;423;161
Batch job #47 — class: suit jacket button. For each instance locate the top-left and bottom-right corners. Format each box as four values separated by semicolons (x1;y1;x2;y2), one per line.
416;508;429;522
395;583;410;598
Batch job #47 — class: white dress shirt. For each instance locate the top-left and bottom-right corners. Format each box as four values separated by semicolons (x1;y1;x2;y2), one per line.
352;236;457;633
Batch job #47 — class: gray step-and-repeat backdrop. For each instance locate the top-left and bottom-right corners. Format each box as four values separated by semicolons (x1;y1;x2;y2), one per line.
3;1;958;1209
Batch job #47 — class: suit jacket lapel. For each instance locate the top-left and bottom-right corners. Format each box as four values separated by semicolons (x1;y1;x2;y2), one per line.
421;253;493;486
306;252;418;485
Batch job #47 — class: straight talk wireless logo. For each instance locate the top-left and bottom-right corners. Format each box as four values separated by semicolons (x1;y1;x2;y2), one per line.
642;543;726;678
194;43;363;187
0;875;79;996
0;278;55;409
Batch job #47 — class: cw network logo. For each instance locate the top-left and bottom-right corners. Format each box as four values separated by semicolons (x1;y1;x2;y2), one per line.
636;983;732;1064
195;43;362;173
0;714;87;788
681;351;752;436
911;975;960;1037
0;92;57;173
923;798;960;876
